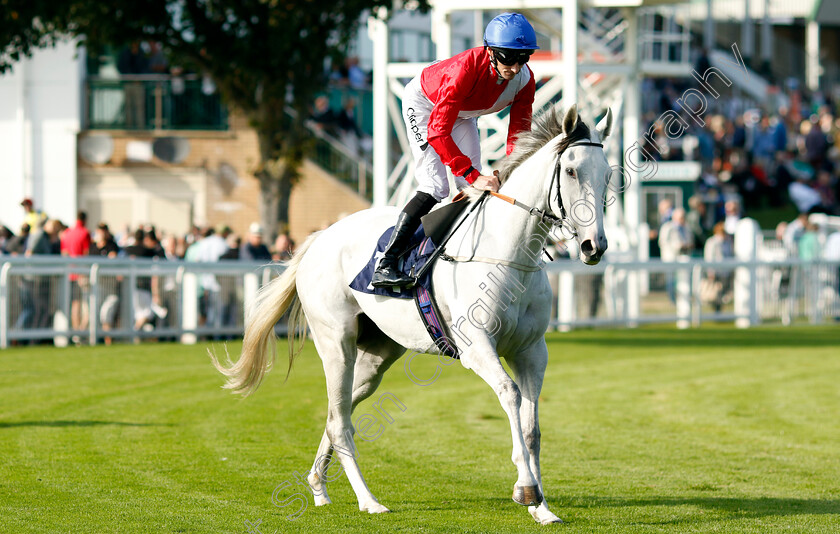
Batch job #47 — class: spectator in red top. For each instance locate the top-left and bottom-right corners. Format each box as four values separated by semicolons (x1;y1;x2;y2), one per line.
61;211;91;258
371;12;538;288
60;211;92;340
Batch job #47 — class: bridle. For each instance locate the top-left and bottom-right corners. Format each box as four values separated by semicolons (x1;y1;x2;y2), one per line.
490;140;605;238
549;140;604;231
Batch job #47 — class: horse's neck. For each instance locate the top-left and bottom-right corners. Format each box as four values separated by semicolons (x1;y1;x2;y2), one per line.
456;148;553;264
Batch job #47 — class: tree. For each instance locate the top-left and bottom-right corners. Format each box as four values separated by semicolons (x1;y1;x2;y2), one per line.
1;0;428;237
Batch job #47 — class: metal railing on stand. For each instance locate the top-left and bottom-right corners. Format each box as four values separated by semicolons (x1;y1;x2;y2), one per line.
86;75;229;131
309;125;373;201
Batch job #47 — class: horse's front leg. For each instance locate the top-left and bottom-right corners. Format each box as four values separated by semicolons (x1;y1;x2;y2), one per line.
510;342;563;525
460;347;540;504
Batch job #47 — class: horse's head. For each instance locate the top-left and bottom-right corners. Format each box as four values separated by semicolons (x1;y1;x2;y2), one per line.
553;106;613;265
496;105;614;265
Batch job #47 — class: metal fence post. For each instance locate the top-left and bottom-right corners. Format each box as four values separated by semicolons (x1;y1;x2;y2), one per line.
734;218;760;328
0;263;10;349
55;269;72;347
128;264;138;340
811;262;822;324
181;271;198;345
89;263;99;346
626;266;640;328
604;265;618;321
175;265;185;329
558;270;575;332
676;258;691;329
691;263;703;327
638;223;650;296
243;272;259;323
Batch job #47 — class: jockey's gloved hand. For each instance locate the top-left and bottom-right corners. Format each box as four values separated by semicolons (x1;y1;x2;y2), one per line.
471;173;500;192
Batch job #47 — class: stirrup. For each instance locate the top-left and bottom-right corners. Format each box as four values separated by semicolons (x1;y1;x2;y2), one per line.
371;264;414;288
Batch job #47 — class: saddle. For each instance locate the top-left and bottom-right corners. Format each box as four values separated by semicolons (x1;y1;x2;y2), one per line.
349;193;478;358
419;191;472;248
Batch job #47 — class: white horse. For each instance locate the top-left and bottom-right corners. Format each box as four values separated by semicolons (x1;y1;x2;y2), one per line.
211;105;613;525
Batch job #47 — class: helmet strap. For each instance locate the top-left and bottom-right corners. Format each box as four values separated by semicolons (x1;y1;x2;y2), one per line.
485;46;505;82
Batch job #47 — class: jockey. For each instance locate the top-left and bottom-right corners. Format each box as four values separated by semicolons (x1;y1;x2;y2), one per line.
371;12;538;288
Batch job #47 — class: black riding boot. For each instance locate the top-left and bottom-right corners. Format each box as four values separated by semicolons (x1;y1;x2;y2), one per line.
371;211;421;288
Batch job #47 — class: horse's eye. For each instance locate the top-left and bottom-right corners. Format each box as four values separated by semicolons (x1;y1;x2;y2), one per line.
566;167;575;177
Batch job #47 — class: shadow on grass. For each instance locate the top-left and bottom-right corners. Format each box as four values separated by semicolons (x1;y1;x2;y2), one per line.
0;420;172;428
563;495;840;517
549;328;840;349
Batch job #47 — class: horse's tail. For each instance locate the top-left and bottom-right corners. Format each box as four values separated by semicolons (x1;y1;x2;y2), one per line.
209;231;320;397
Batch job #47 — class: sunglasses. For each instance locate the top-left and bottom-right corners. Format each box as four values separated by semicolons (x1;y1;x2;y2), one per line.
492;48;534;66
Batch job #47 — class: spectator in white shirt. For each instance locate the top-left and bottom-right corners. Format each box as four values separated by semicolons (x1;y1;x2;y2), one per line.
788;174;822;213
195;226;230;328
658;208;692;303
658;208;692;262
723;200;742;236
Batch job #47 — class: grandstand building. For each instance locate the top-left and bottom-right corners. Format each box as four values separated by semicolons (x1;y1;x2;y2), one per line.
1;1;838;244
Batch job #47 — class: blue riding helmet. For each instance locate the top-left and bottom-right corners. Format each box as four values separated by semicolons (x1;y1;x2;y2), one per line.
483;13;539;50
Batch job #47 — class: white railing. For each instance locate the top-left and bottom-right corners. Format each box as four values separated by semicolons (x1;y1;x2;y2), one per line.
2;255;838;348
544;257;840;331
0;256;283;348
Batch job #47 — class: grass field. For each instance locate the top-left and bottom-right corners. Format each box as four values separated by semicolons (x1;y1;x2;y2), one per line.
1;326;839;533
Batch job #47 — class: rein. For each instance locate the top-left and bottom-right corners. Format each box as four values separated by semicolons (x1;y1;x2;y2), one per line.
487;191;572;236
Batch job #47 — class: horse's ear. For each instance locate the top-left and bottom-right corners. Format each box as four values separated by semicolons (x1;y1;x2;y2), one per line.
562;105;579;135
596;108;613;140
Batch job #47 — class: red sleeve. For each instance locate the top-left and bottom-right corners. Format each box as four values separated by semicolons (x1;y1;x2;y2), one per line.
506;72;536;155
425;58;481;184
83;231;91;255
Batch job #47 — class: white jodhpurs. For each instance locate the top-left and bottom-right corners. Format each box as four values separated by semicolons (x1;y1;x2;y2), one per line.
402;77;481;201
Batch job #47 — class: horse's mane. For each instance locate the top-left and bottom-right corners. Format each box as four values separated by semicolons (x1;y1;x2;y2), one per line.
497;108;592;185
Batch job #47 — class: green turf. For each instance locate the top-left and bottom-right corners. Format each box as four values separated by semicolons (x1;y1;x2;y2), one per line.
1;326;839;533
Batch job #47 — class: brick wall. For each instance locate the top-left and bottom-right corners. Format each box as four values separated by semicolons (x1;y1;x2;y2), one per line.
78;113;370;243
289;160;372;244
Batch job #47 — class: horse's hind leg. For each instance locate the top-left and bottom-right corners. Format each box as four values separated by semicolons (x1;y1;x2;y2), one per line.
306;316;403;513
306;431;335;506
307;327;403;507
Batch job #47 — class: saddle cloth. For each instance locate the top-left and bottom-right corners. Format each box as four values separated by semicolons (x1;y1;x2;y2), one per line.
349;225;437;299
349;226;459;358
349;194;471;298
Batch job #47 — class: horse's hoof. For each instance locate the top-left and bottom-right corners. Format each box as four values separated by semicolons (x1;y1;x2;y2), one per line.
361;501;390;514
529;505;563;525
313;495;331;506
512;485;543;506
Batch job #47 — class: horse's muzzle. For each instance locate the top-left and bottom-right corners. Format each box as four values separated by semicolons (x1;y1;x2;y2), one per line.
580;238;606;265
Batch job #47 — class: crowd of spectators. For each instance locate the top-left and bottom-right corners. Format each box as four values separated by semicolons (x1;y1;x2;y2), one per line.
8;62;840;335
642;74;840;219
1;198;296;344
642;70;840;312
544;67;840;314
306;55;375;159
1;201;295;264
327;55;370;90
310;94;366;156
